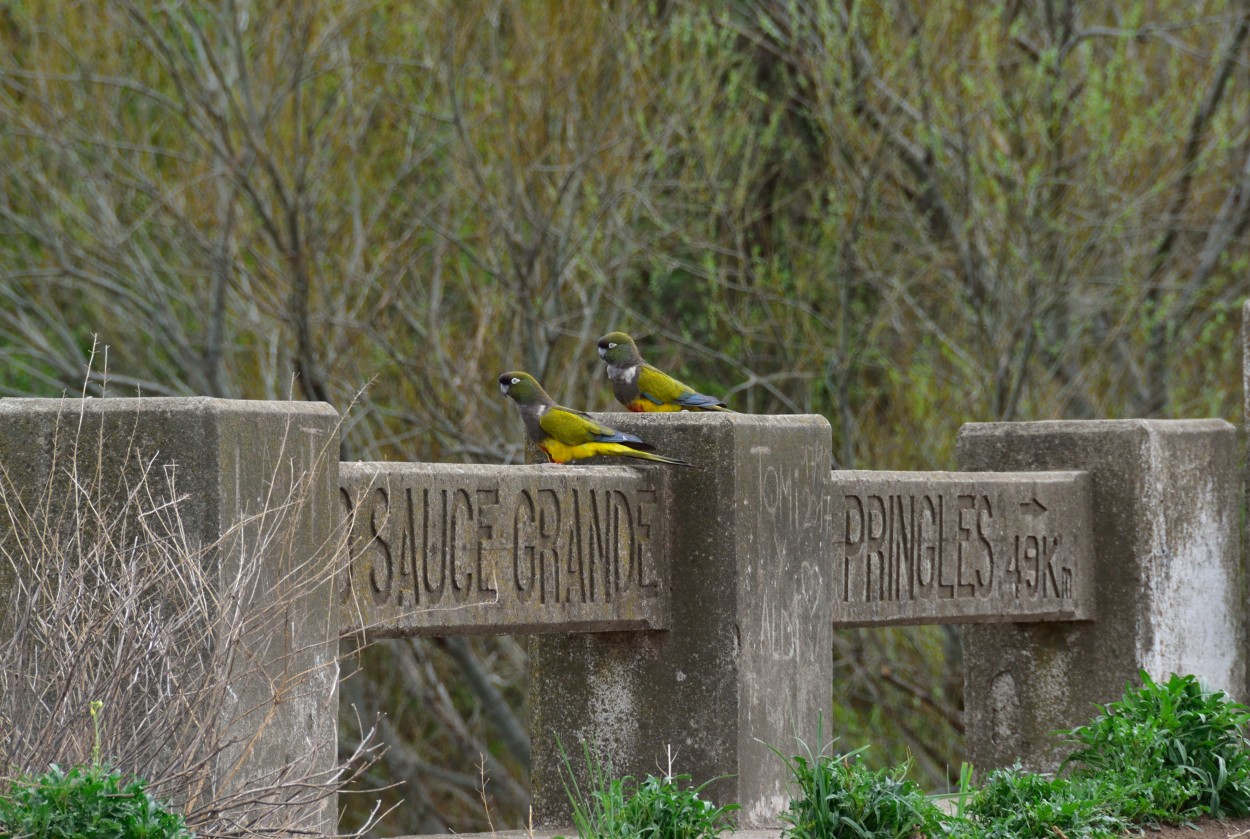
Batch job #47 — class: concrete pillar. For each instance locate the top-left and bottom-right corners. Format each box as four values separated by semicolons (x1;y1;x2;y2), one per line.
957;419;1242;773
1242;300;1250;704
0;397;340;832
528;413;833;829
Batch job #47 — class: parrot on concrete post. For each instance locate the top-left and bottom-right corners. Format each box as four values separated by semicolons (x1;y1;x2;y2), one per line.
597;331;732;412
499;371;692;466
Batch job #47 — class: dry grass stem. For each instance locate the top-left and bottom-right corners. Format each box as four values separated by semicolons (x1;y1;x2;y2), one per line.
0;388;382;837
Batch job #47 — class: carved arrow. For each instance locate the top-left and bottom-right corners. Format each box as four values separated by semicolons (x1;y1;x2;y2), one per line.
1020;497;1048;517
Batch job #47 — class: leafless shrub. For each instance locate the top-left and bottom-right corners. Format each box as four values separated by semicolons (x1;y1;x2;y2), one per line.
0;390;382;837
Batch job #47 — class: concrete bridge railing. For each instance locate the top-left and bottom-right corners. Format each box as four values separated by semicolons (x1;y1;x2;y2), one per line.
0;386;1242;832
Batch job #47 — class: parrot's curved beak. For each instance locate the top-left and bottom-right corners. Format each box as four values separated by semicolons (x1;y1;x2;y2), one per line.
597;345;607;360
499;382;509;396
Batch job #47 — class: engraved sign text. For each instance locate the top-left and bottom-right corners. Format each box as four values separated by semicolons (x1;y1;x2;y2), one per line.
340;463;668;637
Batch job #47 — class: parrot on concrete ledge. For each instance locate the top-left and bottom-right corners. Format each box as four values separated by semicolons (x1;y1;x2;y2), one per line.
597;331;732;412
499;371;692;466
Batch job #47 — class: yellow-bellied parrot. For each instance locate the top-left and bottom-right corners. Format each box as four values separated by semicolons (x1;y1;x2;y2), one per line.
499;371;692;466
597;332;731;412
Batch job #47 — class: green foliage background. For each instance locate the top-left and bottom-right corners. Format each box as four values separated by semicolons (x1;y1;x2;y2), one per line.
2;0;1247;834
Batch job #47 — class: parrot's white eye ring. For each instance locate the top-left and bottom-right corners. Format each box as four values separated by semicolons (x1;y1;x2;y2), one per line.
510;377;520;385
608;342;617;349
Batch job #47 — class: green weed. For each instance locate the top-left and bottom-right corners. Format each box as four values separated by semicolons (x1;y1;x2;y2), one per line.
1063;671;1250;822
550;673;1250;837
0;763;193;839
946;767;1126;839
556;741;736;839
778;672;1250;838
774;738;943;839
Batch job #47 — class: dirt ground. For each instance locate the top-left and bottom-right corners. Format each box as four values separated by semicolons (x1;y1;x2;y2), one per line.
1136;817;1250;838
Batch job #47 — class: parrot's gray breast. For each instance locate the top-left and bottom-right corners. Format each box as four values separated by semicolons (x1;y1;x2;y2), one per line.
607;361;639;383
518;402;548;443
607;362;640;400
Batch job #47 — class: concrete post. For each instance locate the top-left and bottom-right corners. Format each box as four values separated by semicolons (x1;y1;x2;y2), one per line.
957;419;1242;773
0;398;340;832
1243;300;1250;704
527;413;833;829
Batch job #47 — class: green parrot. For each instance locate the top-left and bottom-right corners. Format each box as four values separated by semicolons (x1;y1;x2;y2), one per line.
498;371;692;466
597;331;732;412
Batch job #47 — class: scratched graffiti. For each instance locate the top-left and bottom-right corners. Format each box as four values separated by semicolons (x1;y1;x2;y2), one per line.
748;440;833;661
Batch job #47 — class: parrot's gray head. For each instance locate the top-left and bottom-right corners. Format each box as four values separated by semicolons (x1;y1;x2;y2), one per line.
597;331;641;366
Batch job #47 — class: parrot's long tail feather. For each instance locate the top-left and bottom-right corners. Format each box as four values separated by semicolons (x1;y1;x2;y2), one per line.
626;449;697;468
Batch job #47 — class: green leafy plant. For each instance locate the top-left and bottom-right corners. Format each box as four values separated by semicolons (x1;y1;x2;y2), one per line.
556;741;736;839
943;671;1250;837
774;736;943;839
0;762;193;839
946;766;1126;839
1063;671;1250;822
775;673;1250;838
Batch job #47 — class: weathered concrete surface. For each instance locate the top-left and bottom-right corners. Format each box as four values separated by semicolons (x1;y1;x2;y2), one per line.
528;413;833;830
1243;300;1250;705
958;419;1242;774
0;398;341;832
339;463;668;636
831;470;1093;626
